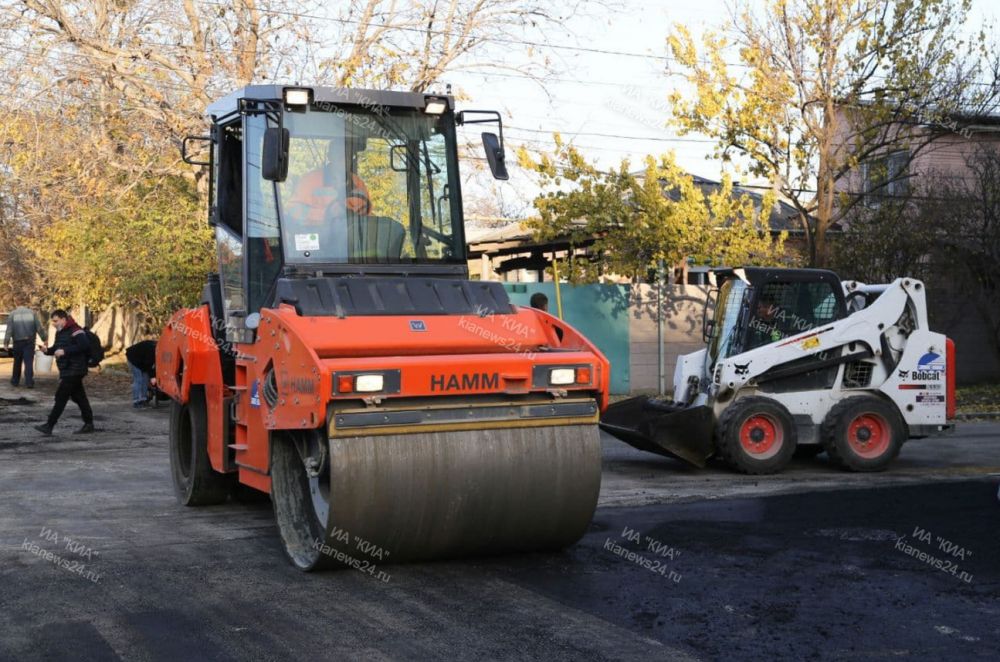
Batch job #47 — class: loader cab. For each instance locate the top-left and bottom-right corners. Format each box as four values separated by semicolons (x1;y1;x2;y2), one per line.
705;268;847;369
186;85;509;344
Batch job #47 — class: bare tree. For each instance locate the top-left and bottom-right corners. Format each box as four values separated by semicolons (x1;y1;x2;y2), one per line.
319;0;588;92
3;1;312;176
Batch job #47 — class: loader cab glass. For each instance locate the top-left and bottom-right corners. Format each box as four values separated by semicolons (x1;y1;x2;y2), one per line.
706;272;847;370
706;279;748;366
744;280;842;352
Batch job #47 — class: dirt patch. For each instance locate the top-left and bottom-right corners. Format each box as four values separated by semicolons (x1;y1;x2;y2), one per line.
80;365;134;400
0;358;135;402
0;396;33;406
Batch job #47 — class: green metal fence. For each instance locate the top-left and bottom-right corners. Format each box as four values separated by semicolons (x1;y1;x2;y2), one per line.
504;283;630;394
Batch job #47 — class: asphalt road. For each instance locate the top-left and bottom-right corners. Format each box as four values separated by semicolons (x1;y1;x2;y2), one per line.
1;373;998;661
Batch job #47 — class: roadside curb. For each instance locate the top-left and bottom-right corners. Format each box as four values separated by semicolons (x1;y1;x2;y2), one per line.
955;412;1000;420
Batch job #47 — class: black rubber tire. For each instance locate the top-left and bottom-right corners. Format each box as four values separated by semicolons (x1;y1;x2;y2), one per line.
794;445;824;459
715;396;797;475
821;396;905;472
270;431;332;571
169;388;234;506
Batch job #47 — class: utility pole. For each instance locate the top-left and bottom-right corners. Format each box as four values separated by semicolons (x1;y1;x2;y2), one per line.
656;259;666;396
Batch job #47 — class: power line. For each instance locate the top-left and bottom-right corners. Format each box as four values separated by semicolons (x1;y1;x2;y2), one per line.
190;0;999;91
192;0;693;65
0;44;717;150
505;125;715;143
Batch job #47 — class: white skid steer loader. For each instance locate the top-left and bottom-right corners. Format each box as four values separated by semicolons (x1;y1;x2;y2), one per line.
601;267;955;474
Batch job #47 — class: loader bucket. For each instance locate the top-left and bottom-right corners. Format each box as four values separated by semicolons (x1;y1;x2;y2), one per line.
600;397;715;467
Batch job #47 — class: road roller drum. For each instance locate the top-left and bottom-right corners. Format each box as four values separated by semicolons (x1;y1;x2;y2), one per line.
271;424;602;570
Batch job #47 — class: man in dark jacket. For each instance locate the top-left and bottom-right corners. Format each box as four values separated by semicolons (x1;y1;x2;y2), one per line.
125;340;157;409
3;305;47;388
33;310;94;435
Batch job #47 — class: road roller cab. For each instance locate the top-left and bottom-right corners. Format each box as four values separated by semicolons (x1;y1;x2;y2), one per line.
156;86;610;570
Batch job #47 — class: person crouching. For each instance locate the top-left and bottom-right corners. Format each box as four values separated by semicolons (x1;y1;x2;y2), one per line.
125;339;157;409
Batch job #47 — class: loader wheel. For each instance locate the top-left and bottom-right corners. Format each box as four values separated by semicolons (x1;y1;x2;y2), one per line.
821;397;904;472
169;389;234;506
716;397;797;474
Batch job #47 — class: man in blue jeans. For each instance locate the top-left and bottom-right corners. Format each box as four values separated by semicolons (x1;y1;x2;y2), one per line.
125;340;157;408
3;305;47;388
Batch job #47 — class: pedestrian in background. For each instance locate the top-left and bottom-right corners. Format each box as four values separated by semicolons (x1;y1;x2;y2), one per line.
529;292;549;312
34;309;94;435
529;292;563;341
125;339;157;409
3;305;47;389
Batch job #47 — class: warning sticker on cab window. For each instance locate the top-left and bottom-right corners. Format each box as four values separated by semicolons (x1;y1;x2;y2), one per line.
294;233;320;251
800;337;820;350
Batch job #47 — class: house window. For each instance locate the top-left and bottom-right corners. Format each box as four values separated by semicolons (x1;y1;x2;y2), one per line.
861;150;910;208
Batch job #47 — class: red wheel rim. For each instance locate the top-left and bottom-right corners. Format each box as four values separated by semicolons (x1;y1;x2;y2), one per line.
739;413;783;459
846;413;891;459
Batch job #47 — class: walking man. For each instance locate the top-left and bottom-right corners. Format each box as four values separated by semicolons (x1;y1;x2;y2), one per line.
3;305;47;388
34;310;94;435
125;339;157;409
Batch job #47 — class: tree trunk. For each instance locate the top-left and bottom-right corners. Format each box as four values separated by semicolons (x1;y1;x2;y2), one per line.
813;221;827;268
90;305;145;354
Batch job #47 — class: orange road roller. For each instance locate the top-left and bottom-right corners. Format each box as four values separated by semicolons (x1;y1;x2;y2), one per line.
157;85;609;570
